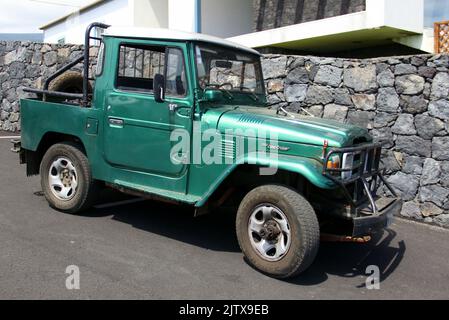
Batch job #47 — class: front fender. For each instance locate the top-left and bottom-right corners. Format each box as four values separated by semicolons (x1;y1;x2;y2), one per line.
195;153;336;207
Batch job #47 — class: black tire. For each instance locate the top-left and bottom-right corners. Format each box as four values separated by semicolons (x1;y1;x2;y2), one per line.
46;71;92;103
40;142;98;214
236;185;320;278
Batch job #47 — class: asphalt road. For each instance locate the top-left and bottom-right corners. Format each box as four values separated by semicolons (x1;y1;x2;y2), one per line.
0;134;448;300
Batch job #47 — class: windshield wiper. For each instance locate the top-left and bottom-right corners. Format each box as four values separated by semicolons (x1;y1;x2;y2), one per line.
241;87;259;101
276;104;315;118
220;88;234;100
204;84;234;100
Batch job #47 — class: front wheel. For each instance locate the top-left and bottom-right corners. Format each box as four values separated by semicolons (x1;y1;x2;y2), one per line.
40;142;98;214
236;185;320;278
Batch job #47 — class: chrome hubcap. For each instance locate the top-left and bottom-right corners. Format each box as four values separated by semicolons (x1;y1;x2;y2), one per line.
48;157;78;201
248;204;291;261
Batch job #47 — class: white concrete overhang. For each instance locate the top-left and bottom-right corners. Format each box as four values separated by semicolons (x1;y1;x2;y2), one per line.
228;0;428;53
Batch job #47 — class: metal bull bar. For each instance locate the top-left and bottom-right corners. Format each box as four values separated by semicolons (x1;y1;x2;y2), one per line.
322;142;398;215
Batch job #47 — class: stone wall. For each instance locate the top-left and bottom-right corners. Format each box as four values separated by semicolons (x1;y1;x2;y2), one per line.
0;41;93;132
262;53;449;226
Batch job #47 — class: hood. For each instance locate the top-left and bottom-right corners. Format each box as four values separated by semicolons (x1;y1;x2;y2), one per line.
202;106;371;147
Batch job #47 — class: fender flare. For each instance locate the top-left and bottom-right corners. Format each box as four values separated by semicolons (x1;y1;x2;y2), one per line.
195;154;336;207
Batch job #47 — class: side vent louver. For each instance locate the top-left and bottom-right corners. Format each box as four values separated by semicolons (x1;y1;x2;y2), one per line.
238;114;265;125
221;139;236;160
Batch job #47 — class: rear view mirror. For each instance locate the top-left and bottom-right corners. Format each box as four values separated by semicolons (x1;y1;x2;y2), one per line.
154;73;165;103
215;60;233;69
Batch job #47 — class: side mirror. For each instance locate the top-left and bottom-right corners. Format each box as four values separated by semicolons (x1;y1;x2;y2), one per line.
154;73;165;103
204;89;223;102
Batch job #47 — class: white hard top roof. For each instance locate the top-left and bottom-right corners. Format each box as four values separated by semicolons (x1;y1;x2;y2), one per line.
104;26;261;56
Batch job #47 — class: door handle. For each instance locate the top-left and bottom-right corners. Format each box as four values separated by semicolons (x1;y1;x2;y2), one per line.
109;118;124;126
169;104;191;117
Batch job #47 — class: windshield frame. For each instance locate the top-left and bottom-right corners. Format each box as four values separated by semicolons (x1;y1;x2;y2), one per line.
193;42;266;101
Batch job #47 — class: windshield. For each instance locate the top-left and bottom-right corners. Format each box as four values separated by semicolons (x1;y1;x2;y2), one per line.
195;44;265;95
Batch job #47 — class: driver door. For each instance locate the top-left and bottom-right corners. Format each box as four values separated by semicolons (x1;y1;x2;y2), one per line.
103;40;192;187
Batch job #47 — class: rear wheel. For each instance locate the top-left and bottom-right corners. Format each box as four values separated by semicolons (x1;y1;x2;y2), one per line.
40;142;98;213
236;185;320;278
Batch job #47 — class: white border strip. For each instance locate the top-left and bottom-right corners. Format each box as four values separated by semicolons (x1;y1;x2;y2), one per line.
0;136;20;139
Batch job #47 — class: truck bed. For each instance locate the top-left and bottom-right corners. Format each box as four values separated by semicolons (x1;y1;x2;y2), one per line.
20;98;100;153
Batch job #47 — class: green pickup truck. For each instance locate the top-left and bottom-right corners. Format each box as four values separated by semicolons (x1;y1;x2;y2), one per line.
13;23;401;278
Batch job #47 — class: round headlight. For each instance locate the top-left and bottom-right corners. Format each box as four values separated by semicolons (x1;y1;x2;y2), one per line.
326;154;341;170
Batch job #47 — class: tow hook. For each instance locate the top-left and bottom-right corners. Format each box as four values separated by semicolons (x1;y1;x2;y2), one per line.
10;139;21;153
320;233;371;243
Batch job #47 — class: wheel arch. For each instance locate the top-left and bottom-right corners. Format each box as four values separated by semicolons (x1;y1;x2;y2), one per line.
23;132;87;176
195;155;336;208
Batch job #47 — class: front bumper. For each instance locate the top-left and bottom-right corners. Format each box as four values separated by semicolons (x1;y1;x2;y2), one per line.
322;142;402;236
352;197;402;237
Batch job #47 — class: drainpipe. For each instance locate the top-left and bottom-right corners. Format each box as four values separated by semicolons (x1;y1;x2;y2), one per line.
194;0;202;33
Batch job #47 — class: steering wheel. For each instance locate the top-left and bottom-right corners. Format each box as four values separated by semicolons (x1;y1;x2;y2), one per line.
240;86;255;92
206;83;234;90
218;82;234;90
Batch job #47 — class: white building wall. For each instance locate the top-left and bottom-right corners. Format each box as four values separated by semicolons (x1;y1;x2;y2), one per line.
201;0;252;38
43;0;255;44
132;0;168;28
44;0;132;44
168;0;197;33
43;0;170;44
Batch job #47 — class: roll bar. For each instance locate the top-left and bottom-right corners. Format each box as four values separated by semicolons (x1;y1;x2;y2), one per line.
83;22;110;107
24;22;110;107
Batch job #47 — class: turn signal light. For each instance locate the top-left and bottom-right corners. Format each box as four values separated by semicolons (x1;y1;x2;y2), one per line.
326;155;341;170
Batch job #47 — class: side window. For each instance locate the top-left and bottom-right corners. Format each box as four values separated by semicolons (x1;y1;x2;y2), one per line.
116;44;165;93
165;48;187;97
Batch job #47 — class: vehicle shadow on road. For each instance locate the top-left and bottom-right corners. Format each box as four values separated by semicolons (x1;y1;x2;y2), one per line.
87;197;241;253
290;229;406;286
85;195;406;285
